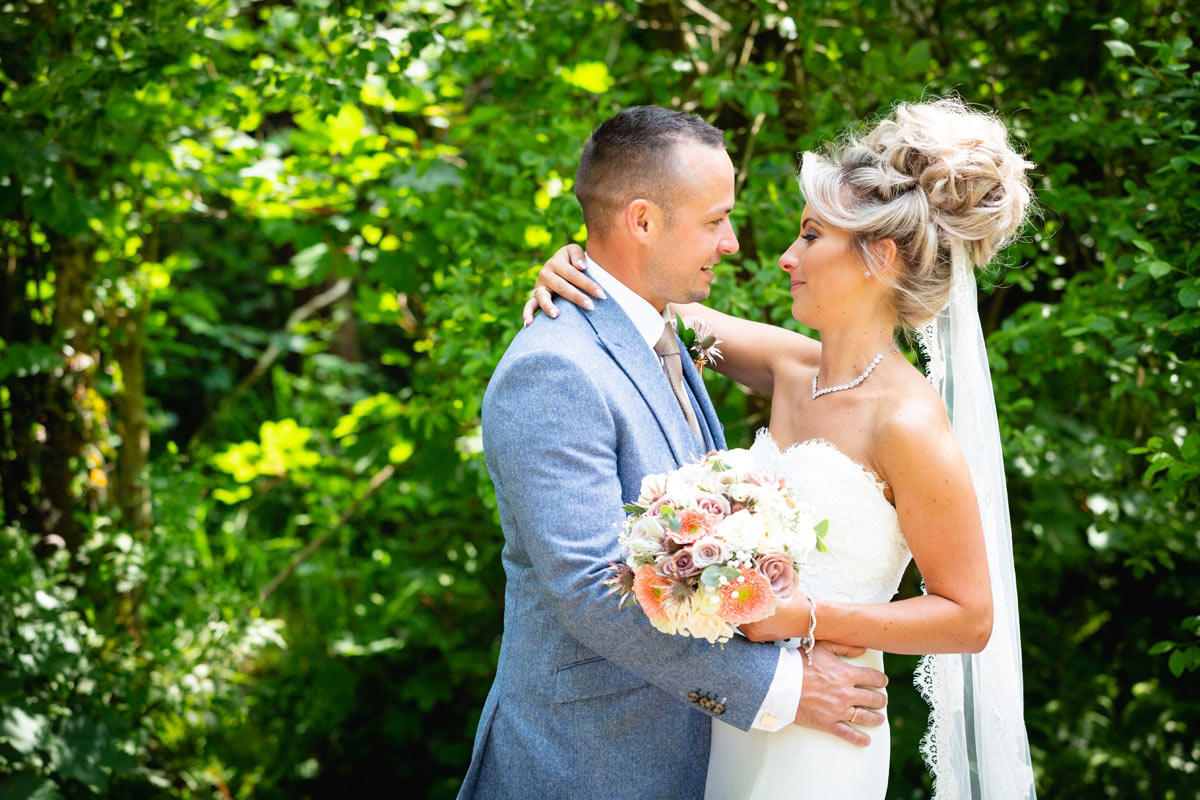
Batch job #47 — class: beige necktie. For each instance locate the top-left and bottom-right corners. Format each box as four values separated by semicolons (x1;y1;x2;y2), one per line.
654;323;702;442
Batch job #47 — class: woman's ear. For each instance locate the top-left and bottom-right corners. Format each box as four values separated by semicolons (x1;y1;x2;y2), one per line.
868;239;898;276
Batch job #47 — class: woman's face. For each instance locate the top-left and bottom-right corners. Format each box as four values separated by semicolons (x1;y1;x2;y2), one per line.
777;208;868;329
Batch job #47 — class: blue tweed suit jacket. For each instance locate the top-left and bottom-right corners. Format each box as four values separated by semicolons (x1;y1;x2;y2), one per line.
460;285;780;800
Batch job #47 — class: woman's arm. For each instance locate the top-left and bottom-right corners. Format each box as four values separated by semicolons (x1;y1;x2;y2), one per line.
666;301;818;397
741;395;994;655
522;244;820;396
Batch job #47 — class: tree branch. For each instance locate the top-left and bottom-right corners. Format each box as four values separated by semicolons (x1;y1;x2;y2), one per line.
258;462;396;604
187;277;353;451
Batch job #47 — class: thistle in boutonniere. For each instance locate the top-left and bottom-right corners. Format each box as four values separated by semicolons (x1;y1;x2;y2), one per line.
673;313;723;374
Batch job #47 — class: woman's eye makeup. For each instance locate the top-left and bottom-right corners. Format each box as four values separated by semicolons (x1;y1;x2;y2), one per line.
802;232;818;242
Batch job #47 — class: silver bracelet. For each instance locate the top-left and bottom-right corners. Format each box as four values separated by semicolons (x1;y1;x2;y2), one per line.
803;597;817;666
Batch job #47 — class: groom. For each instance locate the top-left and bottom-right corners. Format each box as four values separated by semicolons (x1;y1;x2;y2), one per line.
460;107;887;800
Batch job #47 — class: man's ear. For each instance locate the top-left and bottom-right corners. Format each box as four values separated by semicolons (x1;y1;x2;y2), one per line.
625;199;656;241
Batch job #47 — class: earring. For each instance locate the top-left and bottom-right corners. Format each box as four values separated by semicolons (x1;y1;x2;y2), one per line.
863;270;871;277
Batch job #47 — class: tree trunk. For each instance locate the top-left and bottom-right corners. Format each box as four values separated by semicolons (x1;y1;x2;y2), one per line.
43;235;92;551
332;290;360;363
112;299;151;534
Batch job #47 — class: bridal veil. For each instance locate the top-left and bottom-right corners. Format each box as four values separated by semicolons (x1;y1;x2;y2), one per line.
914;240;1037;799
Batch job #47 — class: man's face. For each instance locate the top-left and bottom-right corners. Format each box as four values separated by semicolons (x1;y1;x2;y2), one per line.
643;142;740;309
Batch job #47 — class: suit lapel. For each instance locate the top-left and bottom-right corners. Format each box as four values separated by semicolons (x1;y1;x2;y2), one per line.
679;346;726;451
580;293;703;466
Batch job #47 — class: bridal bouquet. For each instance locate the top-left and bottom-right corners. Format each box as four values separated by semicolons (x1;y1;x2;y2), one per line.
605;449;828;644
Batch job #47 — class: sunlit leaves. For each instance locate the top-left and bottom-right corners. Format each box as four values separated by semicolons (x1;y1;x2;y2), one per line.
560;61;614;93
212;419;321;484
523;224;552;249
4;0;1199;797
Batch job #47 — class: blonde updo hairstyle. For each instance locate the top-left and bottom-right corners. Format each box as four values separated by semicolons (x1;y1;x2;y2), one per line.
798;98;1035;330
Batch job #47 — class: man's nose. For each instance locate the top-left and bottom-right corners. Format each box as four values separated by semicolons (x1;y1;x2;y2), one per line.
719;221;740;255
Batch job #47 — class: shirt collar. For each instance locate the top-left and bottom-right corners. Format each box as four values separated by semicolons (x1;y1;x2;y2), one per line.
585;253;671;351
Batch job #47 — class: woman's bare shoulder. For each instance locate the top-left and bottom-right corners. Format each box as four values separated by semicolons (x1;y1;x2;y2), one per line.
873;368;956;466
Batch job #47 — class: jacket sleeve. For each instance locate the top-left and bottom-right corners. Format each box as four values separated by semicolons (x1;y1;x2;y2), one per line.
482;349;781;730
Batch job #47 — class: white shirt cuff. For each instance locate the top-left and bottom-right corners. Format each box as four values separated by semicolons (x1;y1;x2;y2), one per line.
750;646;805;731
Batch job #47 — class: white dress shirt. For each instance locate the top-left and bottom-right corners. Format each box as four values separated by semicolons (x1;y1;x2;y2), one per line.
585;253;805;733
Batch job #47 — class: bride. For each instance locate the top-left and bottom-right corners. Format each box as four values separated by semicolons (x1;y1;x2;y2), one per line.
526;98;1037;799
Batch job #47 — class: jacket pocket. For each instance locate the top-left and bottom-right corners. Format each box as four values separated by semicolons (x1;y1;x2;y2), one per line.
553;656;648;703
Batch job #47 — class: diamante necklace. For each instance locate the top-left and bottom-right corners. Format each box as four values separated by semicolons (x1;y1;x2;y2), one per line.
812;344;898;399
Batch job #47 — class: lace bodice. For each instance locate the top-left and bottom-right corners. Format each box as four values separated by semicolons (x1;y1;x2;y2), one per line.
750;429;911;605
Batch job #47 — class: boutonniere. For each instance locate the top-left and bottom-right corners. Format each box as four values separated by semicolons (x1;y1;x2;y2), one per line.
672;312;723;374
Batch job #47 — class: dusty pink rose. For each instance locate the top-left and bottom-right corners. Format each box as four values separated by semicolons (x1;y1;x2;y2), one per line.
691;536;729;568
693;492;731;518
661;547;700;580
756;553;797;598
646;496;675;517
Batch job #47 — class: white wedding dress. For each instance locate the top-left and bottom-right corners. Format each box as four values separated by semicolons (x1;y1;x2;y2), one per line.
704;429;913;800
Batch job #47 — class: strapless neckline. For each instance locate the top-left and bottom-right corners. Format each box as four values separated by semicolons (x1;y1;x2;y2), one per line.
754;429;891;501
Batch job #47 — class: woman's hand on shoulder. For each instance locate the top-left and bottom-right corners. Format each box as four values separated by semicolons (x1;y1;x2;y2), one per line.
522;243;607;326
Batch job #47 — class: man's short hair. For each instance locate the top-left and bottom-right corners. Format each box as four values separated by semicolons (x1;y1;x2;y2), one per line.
574;106;726;234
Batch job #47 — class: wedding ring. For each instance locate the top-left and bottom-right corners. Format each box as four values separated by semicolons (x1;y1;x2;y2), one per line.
849;708;860;724
529;287;543;300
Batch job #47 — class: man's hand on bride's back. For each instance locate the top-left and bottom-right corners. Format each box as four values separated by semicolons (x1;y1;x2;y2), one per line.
522;243;606;326
794;641;889;747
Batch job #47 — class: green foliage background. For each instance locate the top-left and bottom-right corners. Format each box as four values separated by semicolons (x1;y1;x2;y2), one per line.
1;1;1197;798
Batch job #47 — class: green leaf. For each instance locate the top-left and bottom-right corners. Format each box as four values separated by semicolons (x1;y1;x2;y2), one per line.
1181;432;1200;461
1104;40;1136;59
292;242;332;281
622;503;644;513
1110;17;1130;36
1131;77;1158;95
0;708;47;754
1148;640;1176;655
1143;454;1173;481
700;564;739;589
813;518;830;552
674;312;697;349
1168;648;1187;677
1146;260;1172;278
0;775;65;800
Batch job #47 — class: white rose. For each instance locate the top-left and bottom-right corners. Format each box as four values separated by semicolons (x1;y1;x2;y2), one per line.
665;467;704;501
715;509;769;551
727;482;768;506
696;585;723;615
637;473;669;506
679;602;734;644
